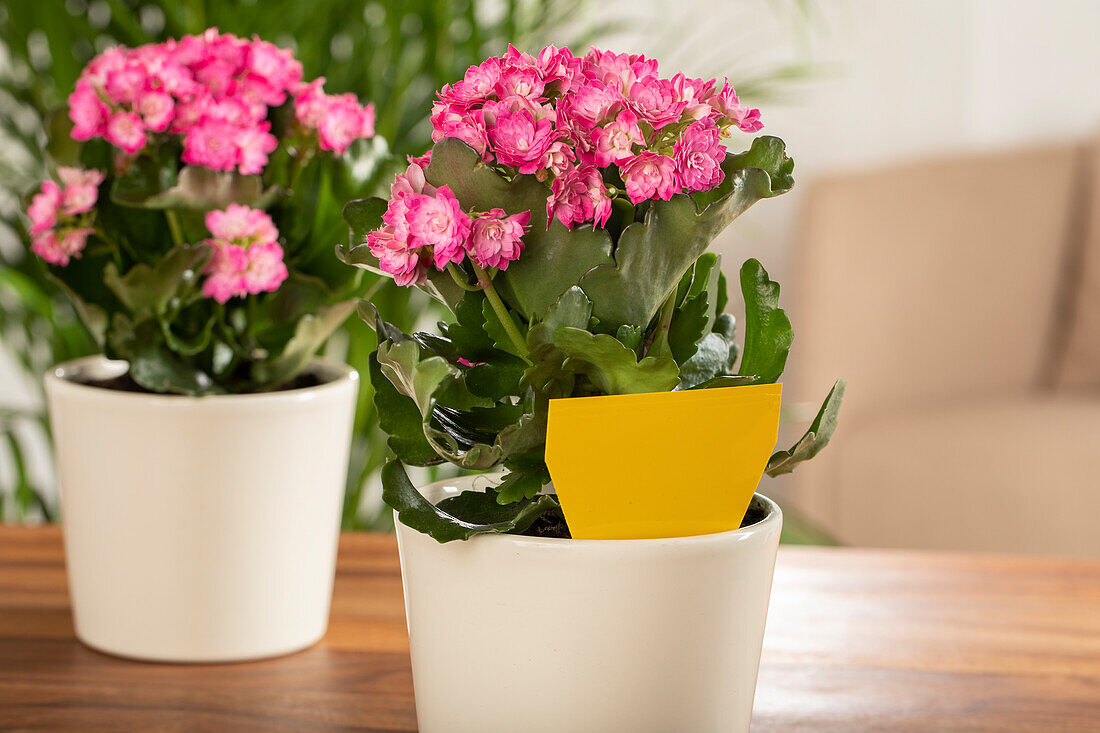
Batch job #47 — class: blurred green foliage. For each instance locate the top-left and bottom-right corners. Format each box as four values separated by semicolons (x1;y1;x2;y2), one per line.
0;0;598;526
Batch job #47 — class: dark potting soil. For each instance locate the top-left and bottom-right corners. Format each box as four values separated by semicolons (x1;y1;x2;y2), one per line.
521;495;772;539
520;510;573;539
76;371;322;394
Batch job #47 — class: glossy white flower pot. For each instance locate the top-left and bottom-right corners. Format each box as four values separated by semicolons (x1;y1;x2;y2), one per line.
396;474;783;733
44;355;358;663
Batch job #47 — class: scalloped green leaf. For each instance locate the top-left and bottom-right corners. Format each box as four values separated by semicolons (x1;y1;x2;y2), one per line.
251;300;356;389
383;460;557;542
766;379;846;476
103;243;211;318
369;353;442;466
737;258;792;384
553;327;680;395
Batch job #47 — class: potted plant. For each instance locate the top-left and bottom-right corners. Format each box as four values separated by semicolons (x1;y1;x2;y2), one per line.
340;45;845;731
28;29;381;662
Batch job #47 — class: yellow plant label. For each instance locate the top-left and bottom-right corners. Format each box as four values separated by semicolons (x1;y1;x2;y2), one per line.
545;383;782;539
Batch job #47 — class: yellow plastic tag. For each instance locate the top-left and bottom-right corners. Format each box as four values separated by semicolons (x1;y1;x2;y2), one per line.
545;383;782;539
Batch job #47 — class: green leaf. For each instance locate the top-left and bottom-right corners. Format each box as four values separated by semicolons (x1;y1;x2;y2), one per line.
615;324;644;352
338;197;388;269
465;353;526;400
377;339;503;470
106;313;217;395
554;327;680;395
444;290;495;361
103;243;211;317
424;138;614;318
668;293;709;363
688;375;760;390
251;300;356;389
579;137;794;330
737;258;793;384
437;488;559;527
677;332;735;389
481;296;523;359
382;460;558;543
523;287;592;395
494;466;550;504
113;164;273;211
766;379;846;476
369;353;441;466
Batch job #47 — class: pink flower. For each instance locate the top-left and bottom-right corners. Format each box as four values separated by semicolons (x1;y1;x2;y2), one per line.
27;181;62;237
247;40;303;100
620;151;678;204
206;204;278;245
678;75;716;120
202;243;250;303
182;118;239;171
431;103;490;159
242;241;288;294
730;106;762;133
626;75;688;129
58;167;105;216
673;118;726;192
103;62;146;104
68;80;109;141
402;186;472;268
546;164;612;229
201;205;286;301
294;78;328;128
707;80;762;132
590;109;644;167
236;124;278;175
407;150;432;169
318;95;372;154
105;111;147;154
537;139;576;181
486;104;557;173
536;45;582;92
469;209;530;270
31;227;93;267
136;88;175;131
558;82;620;131
367;225;428;287
496;64;545;100
192;56;238;98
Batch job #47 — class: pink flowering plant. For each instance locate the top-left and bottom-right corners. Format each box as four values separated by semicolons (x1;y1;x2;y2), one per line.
339;46;845;540
26;29;383;394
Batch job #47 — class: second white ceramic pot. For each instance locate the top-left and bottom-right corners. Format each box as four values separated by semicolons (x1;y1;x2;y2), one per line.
44;355;358;663
396;474;783;733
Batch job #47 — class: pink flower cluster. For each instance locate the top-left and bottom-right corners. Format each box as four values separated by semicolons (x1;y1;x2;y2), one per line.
429;45;763;229
201;204;288;303
27;167;104;266
367;155;531;286
68;29;375;173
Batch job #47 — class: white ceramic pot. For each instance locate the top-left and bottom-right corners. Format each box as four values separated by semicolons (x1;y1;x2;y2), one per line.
396;475;783;733
44;355;358;663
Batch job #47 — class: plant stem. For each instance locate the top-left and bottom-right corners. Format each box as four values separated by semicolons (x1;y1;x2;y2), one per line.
647;288;678;357
446;263;480;292
469;261;531;363
165;210;185;247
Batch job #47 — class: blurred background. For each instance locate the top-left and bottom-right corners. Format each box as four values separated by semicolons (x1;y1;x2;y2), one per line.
2;1;1098;556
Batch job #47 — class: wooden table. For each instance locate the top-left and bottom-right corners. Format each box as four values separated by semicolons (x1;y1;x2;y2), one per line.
1;527;1099;732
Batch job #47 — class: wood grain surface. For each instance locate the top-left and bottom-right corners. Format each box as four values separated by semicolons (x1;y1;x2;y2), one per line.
1;525;1098;731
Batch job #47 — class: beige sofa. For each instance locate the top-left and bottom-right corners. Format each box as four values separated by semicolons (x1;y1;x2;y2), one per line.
788;137;1100;557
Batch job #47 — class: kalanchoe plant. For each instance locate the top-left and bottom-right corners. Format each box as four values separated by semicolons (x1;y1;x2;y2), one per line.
340;45;845;540
25;29;384;394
